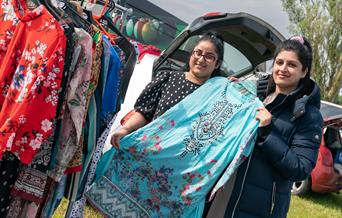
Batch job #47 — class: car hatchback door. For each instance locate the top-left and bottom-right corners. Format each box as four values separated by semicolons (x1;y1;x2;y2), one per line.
153;12;285;78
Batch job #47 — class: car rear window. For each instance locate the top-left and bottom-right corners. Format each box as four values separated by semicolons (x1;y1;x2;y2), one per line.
169;35;252;77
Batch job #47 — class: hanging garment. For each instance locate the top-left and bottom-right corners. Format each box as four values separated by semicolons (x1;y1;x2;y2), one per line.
65;27;103;173
81;95;97;186
100;36;112;102
48;27;93;181
63;37;124;218
2;6;75;216
129;40;140;62
100;38;121;131
0;4;67;164
6;196;39;218
67;115;117;218
0;151;21;216
59;92;98;218
80;36;121;188
62;37;122;218
86;78;263;218
8;19;76;211
0;0;20;65
40;175;68;218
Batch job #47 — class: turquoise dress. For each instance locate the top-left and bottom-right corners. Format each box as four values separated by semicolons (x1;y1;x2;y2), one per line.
86;77;263;217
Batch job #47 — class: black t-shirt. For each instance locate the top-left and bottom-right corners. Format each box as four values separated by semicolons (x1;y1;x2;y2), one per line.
134;71;201;121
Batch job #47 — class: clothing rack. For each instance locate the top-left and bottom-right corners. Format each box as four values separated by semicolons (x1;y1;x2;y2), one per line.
95;0;133;33
0;0;138;216
62;2;136;217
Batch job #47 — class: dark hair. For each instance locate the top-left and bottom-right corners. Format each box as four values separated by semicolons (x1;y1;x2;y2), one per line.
266;35;313;96
184;31;224;77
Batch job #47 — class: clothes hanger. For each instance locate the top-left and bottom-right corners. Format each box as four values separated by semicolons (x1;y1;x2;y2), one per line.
39;0;62;19
86;0;117;42
98;14;138;109
60;0;93;30
83;0;137;109
58;1;85;29
39;0;90;29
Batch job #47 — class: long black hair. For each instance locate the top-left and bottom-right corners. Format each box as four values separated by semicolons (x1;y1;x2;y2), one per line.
266;35;313;96
184;31;224;77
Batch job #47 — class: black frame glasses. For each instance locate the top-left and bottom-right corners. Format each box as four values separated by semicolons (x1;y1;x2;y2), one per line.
192;49;217;63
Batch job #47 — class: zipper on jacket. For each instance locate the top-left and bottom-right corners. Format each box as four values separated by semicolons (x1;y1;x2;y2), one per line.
270;181;276;215
269;95;288;113
231;152;253;218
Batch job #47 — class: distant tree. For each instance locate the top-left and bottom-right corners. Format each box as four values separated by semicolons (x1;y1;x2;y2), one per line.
281;0;342;103
336;94;342;105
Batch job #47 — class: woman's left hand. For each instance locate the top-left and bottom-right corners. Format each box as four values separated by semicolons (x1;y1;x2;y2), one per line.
256;107;272;127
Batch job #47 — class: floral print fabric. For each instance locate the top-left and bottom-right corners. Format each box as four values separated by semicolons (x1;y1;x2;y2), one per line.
0;0;19;65
86;78;263;218
48;27;93;181
8;21;75;216
0;3;67;164
66;26;103;172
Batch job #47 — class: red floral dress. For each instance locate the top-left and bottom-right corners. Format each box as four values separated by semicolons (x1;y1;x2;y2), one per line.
0;2;67;164
0;0;20;65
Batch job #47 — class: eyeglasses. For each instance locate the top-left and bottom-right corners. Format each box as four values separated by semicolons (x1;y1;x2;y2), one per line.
192;49;217;63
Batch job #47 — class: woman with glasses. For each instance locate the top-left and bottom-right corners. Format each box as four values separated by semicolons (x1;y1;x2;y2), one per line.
88;31;266;217
111;32;224;147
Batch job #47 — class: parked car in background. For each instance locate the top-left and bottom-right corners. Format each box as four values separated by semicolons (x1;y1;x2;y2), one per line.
291;101;342;195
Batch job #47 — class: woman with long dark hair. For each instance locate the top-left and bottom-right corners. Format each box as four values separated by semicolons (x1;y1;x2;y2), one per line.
207;36;323;218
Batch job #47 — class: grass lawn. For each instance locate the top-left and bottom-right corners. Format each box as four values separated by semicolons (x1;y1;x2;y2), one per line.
54;191;342;217
288;191;342;218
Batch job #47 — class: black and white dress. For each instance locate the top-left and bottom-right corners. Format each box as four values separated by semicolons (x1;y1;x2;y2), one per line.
134;71;201;121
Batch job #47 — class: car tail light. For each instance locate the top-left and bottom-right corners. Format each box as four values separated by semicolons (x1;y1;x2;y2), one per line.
203;12;227;20
319;144;333;166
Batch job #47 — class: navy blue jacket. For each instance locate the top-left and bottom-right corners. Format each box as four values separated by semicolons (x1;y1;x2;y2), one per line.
224;80;323;218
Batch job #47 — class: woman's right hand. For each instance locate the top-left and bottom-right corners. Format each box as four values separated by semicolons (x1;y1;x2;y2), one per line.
228;76;239;82
256;107;272;127
110;127;130;149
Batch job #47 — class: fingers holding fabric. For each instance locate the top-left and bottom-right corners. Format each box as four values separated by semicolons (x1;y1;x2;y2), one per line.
110;127;130;149
256;107;272;127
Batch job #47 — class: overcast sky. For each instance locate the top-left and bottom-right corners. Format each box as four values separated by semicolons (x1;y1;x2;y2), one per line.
148;0;291;38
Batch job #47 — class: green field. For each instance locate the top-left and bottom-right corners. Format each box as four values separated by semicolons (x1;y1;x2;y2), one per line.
288;192;342;218
54;191;341;218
